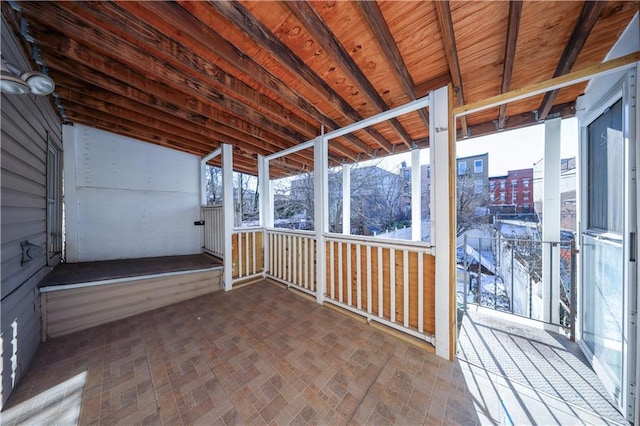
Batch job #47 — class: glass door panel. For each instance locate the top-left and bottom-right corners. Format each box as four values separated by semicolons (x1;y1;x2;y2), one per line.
582;234;623;399
581;94;627;413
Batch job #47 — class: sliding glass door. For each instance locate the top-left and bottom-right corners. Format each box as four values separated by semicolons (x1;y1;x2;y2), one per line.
579;74;636;421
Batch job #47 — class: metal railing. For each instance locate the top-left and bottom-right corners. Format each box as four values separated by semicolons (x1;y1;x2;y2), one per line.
458;233;576;338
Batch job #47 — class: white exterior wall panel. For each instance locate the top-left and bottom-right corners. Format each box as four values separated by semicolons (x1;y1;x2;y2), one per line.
65;124;201;261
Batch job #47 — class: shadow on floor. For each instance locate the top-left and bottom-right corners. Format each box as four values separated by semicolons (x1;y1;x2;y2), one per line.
457;307;627;425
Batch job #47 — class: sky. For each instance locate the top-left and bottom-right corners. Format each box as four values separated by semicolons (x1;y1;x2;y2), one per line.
365;117;579;177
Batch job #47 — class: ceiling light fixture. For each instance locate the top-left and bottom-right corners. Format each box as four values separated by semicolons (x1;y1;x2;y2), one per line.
21;71;55;95
0;71;29;94
0;57;55;96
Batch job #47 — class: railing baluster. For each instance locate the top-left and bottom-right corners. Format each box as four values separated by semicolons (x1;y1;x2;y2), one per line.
347;243;352;306
356;244;362;310
252;231;257;275
338;242;343;303
403;249;409;328
245;231;250;276
390;248;396;322
330;240;335;299
418;252;424;333
278;233;283;280
378;247;383;318
311;238;316;292
366;245;372;314
292;235;297;285
304;237;309;290
237;233;243;278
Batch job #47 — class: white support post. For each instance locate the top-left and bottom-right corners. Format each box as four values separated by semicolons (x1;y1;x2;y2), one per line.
200;160;207;206
343;163;351;235
431;86;452;360
62;124;79;263
314;136;328;304
222;144;234;291
543;118;562;324
258;154;270;277
200;147;222;206
411;147;422;241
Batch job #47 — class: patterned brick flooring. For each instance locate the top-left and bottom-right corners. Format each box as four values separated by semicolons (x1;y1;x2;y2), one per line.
3;281;479;425
1;280;623;425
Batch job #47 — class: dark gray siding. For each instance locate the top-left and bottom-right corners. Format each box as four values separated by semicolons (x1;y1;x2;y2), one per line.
1;16;62;408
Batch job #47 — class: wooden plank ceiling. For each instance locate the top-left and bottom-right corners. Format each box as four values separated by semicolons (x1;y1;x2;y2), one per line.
3;1;637;176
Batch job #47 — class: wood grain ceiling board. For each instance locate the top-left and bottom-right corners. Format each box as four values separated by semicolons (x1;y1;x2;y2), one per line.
194;2;384;155
6;0;637;175
572;1;638;70
243;0;408;149
379;1;449;89
452;1;509;105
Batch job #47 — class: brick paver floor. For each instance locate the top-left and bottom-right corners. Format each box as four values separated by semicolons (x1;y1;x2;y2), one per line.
1;280;625;425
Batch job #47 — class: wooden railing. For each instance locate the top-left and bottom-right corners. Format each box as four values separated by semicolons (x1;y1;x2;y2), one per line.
232;228;264;282
266;229;317;295
325;235;436;340
202;205;224;257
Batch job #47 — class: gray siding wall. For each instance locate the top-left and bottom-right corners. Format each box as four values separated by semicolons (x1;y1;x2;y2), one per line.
1;17;62;408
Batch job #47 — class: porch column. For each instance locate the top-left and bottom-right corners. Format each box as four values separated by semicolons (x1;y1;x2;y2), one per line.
411;147;422;241
314;136;328;304
542;118;561;324
258;154;271;277
342;162;351;234
222;143;234;291
431;85;453;360
200;147;221;206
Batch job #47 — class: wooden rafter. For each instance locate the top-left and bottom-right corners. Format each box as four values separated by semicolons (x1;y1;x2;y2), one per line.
497;0;523;130
21;4;308;144
460;102;575;140
207;0;395;154
537;0;605;121
22;4;354;164
135;1;370;160
355;0;430;136
414;72;453;98
57;85;315;168
286;0;412;148
434;0;468;138
34;29;353;165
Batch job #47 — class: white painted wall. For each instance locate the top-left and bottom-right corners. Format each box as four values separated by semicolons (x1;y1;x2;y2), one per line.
64;124;201;262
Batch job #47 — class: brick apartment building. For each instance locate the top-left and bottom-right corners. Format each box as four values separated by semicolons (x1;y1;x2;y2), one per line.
488;168;534;213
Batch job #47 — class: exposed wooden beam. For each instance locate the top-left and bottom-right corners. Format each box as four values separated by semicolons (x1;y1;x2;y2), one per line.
497;0;523;129
459;102;576;140
42;48;354;168
414;72;453;98
207;0;395;153
25;16;356;163
355;0;430;136
57;85;314;169
454;50;640;116
537;1;605;120
139;1;375;159
21;3;313;147
286;1;413;148
434;0;468;137
76;0;317;139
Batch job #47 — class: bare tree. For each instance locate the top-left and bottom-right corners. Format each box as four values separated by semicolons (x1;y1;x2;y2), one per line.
234;172;259;226
205;165;222;205
456;173;489;236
